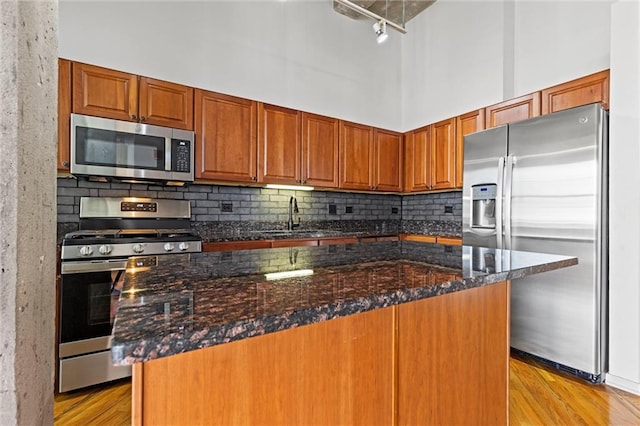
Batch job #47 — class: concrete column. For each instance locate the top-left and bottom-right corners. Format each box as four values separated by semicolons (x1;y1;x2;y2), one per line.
0;1;58;424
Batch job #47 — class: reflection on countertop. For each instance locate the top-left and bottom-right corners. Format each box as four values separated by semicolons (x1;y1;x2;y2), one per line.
111;241;576;365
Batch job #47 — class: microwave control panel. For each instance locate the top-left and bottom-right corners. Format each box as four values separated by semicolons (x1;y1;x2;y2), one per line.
171;139;191;173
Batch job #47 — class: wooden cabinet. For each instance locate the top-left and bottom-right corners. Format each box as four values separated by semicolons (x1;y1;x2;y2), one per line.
195;90;257;182
271;239;319;248
403;125;431;192
397;281;509;425
339;122;402;192
373;129;403;191
485;92;541;128
72;62;193;130
339;121;374;191
541;69;610;114
203;240;269;252
132;280;510;426
455;109;484;188
403;119;456;192
399;234;437;243
430;117;456;190
258;103;301;185
436;236;462;246
318;237;359;246
58;58;72;172
301;113;339;188
133;307;396;425
399;234;461;245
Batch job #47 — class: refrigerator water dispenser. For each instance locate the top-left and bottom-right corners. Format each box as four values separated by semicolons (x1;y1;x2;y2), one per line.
471;184;496;229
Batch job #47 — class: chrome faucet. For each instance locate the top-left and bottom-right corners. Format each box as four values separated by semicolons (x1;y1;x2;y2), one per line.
288;196;300;231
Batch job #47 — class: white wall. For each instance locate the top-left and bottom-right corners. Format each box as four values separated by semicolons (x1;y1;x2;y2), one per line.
401;0;612;130
513;1;611;96
59;0;404;131
401;0;505;130
606;0;640;394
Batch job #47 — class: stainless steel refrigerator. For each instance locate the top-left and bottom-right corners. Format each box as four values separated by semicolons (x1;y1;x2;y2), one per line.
462;103;608;383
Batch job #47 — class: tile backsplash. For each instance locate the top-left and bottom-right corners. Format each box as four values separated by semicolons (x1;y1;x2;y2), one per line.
56;177;462;239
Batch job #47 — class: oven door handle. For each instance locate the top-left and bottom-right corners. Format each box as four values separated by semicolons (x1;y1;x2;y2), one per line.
61;259;128;274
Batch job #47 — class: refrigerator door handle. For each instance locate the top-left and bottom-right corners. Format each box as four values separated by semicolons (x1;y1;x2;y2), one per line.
504;155;516;249
496;157;505;249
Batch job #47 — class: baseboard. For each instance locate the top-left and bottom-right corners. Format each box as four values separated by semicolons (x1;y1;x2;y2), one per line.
605;373;640;395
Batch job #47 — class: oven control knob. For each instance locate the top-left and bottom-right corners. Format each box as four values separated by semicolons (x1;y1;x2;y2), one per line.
99;245;112;255
178;242;190;251
132;243;145;254
164;243;175;252
79;245;93;256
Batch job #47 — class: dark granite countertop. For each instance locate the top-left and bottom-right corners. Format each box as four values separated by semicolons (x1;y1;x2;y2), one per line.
111;242;576;365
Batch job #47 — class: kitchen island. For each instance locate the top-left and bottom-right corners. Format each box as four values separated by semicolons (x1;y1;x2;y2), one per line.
112;241;577;425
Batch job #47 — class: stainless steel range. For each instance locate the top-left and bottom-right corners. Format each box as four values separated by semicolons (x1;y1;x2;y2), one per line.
58;197;202;392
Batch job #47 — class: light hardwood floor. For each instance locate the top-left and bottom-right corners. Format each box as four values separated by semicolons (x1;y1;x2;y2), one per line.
54;356;640;425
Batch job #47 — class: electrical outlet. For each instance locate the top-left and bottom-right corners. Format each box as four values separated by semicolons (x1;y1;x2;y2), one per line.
345;206;353;214
444;205;453;214
328;204;337;215
392;207;399;214
221;202;233;213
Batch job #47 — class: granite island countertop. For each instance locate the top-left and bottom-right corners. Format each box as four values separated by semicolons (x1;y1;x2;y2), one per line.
111;241;576;365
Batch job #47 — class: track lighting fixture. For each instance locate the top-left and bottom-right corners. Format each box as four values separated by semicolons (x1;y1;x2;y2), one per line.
373;20;388;43
334;0;407;44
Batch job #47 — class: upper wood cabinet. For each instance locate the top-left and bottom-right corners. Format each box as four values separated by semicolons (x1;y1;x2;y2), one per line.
455;109;485;188
404;125;431;192
430;118;456;190
339;121;374;191
541;70;610;114
484;92;541;128
72;62;194;130
195;89;257;182
257;103;301;185
58;58;72;172
373;129;403;192
301;112;339;188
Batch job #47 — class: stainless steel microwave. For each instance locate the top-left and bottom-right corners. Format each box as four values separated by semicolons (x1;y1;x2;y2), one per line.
70;113;195;183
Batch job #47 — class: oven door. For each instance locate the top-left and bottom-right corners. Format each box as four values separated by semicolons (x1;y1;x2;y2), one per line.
59;258;131;392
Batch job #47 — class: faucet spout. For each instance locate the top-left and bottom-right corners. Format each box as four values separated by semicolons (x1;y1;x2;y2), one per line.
288;196;299;230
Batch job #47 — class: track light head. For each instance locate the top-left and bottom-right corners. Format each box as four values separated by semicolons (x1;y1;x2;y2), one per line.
373;20;388;44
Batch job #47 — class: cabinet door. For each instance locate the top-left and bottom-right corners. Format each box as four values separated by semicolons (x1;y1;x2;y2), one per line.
339;121;373;190
430;118;456;190
72;62;138;122
258;103;301;184
455;109;485;188
484;92;541;128
397;282;509;426
195;90;257;182
541;69;610;114
436;236;462;246
403;126;431;192
139;77;194;130
373;129;402;192
58;58;72;172
301;112;339;188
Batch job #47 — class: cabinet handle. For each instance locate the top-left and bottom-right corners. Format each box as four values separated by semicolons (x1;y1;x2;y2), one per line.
251;176;257;181
62;161;69;167
131;114;138;120
140;116;146;122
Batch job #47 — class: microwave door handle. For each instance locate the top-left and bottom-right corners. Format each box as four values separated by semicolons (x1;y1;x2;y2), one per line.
165;137;173;171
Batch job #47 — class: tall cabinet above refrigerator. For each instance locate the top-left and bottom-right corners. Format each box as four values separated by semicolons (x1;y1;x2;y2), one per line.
462;103;608;383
